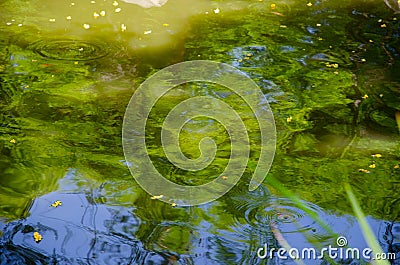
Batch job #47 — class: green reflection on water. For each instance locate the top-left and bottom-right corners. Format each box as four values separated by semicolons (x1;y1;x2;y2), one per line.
0;0;399;238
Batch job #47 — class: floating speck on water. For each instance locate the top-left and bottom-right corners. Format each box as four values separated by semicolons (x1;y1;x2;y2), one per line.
66;16;72;20
10;139;16;144
93;12;99;18
91;0;96;3
307;2;312;6
378;19;383;22
17;23;22;26
115;7;121;12
74;61;79;65
286;116;292;123
280;25;287;28
113;1;118;6
369;39;374;42
372;154;382;158
214;8;220;14
362;94;368;99
100;10;106;16
71;2;75;6
6;22;12;26
163;23;169;27
33;232;42;243
361;58;366;62
171;202;177;207
151;195;163;199
381;24;387;28
49;18;56;22
83;23;90;29
369;164;376;168
121;24;127;32
144;30;152;35
271;4;276;9
316;23;321;27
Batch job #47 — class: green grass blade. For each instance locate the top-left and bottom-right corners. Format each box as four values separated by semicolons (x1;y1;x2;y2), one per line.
344;183;390;265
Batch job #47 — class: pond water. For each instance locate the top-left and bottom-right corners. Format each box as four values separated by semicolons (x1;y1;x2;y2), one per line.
0;0;400;264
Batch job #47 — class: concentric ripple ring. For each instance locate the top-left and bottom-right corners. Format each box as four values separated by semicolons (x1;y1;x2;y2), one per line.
30;39;109;61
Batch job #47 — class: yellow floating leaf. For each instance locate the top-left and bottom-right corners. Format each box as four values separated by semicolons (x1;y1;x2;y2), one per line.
286;116;292;123
381;24;387;28
10;139;16;144
33;232;42;242
51;200;62;207
362;94;368;99
369;164;376;168
171;202;177;207
306;2;312;7
371;154;382;158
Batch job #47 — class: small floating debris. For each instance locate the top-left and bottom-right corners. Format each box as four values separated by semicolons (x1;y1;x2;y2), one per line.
66;16;72;20
49;18;56;22
361;58;366;62
93;12;100;18
115;7;122;12
100;10;106;16
286;116;292;123
271;3;276;9
121;24;127;31
10;139;16;144
381;24;387;28
144;30;152;35
214;8;220;14
51;200;62;207
371;154;382;158
316;23;321;27
113;1;119;6
6;22;12;25
71;2;75;6
362;94;368;99
358;168;371;173
306;2;313;7
163;23;169;27
221;176;228;180
83;23;90;29
33;232;42;243
17;23;22;27
91;0;96;3
151;194;163;199
394;164;399;169
171;202;177;207
369;164;376;168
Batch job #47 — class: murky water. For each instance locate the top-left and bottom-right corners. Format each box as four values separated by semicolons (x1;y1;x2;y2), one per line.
0;0;400;264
